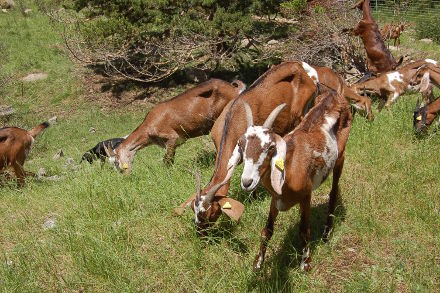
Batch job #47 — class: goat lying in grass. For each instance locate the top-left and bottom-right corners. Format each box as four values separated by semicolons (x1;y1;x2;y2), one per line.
0;121;50;186
351;59;438;110
231;83;352;271
104;78;246;173
80;137;127;164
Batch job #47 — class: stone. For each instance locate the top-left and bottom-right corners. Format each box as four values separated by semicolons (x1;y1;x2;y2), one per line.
24;8;31;14
21;73;48;82
267;39;279;45
241;38;250;47
420;38;433;44
0;106;14;117
89;127;96;133
48;116;57;124
37;167;46;179
53;149;64;160
42;218;56;230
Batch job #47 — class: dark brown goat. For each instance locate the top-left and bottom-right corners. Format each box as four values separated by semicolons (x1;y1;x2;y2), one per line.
0;122;50;186
105;78;245;173
351;0;402;73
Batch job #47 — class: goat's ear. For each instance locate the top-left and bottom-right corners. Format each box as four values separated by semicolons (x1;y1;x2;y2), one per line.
218;197;244;221
270;137;286;195
174;194;196;216
420;71;431;93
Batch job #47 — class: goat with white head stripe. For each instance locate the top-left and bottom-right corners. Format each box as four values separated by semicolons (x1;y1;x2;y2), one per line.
232;80;352;271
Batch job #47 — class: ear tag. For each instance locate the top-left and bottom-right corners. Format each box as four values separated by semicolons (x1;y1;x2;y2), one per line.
275;158;284;171
416;115;422;121
122;163;129;169
222;202;232;209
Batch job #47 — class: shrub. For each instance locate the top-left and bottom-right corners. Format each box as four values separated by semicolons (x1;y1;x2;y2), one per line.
415;6;440;43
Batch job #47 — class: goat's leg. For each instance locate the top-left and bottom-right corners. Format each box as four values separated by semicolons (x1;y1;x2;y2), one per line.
12;162;25;187
323;154;345;242
299;198;311;271
163;135;179;165
253;198;279;271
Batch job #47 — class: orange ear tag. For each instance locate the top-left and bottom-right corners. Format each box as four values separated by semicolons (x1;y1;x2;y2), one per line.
122;163;129;169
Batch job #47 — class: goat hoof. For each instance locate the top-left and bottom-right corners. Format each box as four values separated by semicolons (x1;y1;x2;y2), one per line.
322;226;331;242
253;254;264;271
301;261;312;272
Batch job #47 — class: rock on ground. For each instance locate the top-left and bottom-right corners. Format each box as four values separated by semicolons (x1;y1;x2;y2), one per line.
21;73;48;82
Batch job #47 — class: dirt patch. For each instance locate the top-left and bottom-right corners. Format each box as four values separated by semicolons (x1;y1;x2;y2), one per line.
80;68;193;114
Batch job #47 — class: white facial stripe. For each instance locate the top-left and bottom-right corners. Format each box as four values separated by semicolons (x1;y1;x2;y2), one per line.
244;126;271;148
302;62;319;84
425;59;438;65
241;126;273;191
194;195;206;224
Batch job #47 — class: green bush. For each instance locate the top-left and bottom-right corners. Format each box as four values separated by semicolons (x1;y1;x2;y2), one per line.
280;0;307;15
55;0;286;82
415;6;440;43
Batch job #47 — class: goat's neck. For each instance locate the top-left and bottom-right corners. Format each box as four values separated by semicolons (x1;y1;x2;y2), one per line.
426;98;440;124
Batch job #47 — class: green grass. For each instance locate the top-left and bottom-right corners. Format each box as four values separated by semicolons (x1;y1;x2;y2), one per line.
1;6;440;293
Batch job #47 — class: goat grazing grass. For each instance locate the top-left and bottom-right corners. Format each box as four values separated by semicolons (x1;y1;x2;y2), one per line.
1;6;440;293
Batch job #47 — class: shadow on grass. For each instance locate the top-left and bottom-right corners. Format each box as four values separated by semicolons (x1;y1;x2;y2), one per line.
246;195;346;292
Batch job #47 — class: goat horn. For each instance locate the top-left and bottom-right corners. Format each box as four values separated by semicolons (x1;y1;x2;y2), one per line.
243;102;253;128
204;180;228;204
194;169;201;203
263;103;287;128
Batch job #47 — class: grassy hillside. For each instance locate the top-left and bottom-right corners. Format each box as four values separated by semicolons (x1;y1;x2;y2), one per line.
1;7;440;292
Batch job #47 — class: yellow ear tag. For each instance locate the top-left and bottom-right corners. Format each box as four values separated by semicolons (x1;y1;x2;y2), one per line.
416;115;422;121
222;202;232;209
275;158;284;171
122;163;129;169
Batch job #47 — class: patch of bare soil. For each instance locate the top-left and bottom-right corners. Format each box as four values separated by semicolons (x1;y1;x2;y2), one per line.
80;68;193;114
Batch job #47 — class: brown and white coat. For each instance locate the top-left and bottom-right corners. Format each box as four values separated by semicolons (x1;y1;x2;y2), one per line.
228;83;352;271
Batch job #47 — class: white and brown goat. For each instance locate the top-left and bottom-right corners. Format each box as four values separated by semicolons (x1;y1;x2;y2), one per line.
104;78;246;173
351;59;438;110
232;84;352;271
0;121;50;186
175;61;320;226
177;62;358;230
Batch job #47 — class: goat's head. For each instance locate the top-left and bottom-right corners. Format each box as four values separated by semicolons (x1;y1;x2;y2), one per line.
413;98;428;134
237;102;287;195
409;64;431;92
189;169;244;233
104;143;133;173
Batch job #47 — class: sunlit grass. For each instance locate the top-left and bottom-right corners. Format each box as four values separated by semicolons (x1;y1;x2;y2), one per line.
1;6;440;293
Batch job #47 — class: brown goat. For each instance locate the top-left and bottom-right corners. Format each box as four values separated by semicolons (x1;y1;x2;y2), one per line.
0;122;50;186
352;0;402;73
380;23;406;49
413;95;440;133
176;61;321;230
105;78;246;173
313;65;373;120
230;81;352;271
351;59;438;110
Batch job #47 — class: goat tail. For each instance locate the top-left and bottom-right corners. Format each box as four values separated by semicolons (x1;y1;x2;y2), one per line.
28;121;50;138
